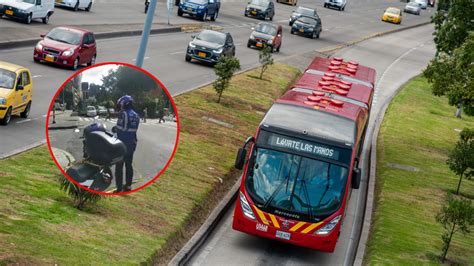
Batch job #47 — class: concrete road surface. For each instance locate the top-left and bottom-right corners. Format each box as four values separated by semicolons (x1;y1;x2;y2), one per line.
0;0;432;158
185;24;436;266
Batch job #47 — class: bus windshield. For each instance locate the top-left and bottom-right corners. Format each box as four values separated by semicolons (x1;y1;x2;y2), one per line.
246;147;348;221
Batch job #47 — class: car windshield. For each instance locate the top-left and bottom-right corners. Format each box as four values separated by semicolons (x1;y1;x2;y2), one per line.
407;2;418;6
255;24;277;35
386;8;400;15
21;0;35;4
0;69;16;90
46;28;82;45
250;0;269;7
196;30;226;45
295;7;313;15
246;148;348;219
188;0;207;4
87;106;95;110
297;17;317;25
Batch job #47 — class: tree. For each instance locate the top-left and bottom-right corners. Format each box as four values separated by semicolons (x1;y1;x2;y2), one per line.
424;33;474;116
436;194;473;263
259;46;274;80
213;56;240;103
432;0;474;55
447;128;474;194
58;175;104;210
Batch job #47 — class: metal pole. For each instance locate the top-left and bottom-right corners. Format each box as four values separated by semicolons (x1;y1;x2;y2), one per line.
136;0;158;68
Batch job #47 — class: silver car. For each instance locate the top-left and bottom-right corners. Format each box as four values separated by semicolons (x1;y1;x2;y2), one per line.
414;0;427;9
404;2;421;14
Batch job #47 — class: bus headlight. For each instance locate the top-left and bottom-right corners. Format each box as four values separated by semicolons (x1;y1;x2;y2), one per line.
315;215;341;235
240;192;256;220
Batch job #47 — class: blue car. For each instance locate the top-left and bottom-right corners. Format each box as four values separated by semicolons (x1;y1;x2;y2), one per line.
178;0;220;21
185;30;236;65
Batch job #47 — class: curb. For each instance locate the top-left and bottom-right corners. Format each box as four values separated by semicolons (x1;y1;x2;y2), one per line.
48;125;78;130
0;140;46;160
169;21;432;265
169;177;241;266
0;26;184;50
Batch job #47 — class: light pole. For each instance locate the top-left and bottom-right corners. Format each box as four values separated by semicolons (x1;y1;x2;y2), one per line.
136;0;158;68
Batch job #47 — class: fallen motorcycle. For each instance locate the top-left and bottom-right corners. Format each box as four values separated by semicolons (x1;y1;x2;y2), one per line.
66;122;127;192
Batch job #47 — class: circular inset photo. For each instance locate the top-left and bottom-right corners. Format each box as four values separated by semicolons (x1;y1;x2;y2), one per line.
46;62;179;195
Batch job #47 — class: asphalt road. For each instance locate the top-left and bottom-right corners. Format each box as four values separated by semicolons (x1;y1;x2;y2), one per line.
47;112;178;191
185;24;436;265
0;0;432;158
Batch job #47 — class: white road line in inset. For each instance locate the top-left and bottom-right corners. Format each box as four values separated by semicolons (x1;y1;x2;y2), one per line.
170;51;185;55
32;75;42;78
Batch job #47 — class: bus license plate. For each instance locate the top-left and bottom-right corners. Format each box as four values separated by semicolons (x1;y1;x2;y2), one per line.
276;230;290;240
45;55;55;62
5;10;13;15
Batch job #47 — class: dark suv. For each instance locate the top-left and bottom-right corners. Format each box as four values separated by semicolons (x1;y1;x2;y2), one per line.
185;30;236;65
178;0;220;21
289;6;317;26
245;0;275;20
290;15;322;39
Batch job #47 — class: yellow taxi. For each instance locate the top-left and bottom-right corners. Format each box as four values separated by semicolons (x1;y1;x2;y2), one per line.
381;7;402;24
0;61;33;125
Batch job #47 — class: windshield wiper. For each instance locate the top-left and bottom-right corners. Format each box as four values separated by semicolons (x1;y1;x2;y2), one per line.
300;179;313;220
316;164;331;208
263;174;290;209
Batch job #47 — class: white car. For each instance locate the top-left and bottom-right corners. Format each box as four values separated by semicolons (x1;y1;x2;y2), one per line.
55;0;92;11
324;0;346;11
0;0;55;24
413;0;427;9
86;106;97;117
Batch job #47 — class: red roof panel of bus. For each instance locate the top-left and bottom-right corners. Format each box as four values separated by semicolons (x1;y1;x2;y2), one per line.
306;57;376;86
277;89;364;121
293;71;373;107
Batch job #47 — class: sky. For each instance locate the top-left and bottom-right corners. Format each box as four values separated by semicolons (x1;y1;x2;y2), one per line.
81;64;119;85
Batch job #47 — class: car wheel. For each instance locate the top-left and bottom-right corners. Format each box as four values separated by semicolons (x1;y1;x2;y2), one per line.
185;54;191;62
247;41;251;48
88;54;96;66
211;10;218;21
276;43;280;52
42;13;50;24
342;5;345;11
178;8;183;16
0;107;12;125
270;14;273;21
312;31;317;39
33;57;40;63
74;1;79;11
72;58;79;70
201;11;207;21
20;101;31;118
25;13;32;24
290;29;294;34
85;2;92;11
316;30;320;39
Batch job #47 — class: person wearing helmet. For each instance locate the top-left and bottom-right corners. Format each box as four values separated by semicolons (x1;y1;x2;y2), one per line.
115;95;140;192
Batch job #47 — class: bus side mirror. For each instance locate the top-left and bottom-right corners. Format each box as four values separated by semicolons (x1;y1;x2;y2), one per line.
352;167;361;189
235;148;247;170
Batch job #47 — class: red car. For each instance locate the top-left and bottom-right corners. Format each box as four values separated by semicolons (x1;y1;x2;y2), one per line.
34;27;97;70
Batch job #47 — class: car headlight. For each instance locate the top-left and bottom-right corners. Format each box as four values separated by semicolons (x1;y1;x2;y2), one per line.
249;34;255;40
188;42;196;48
0;97;7;105
213;48;223;53
246;7;250;11
315;215;341;235
239;192;256;220
198;5;205;9
267;38;273;44
62;49;74;57
308;27;314;31
291;15;296;19
35;42;43;51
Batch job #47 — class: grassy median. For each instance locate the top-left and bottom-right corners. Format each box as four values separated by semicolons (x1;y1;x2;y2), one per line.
0;63;300;264
365;76;474;265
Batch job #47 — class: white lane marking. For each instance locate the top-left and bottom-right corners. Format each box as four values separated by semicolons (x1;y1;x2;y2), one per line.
16;119;31;124
170;51;185;55
234;43;242;46
132;57;150;61
32;75;42;78
42;114;47;117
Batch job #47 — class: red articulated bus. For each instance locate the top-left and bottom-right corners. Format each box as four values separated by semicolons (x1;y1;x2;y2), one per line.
232;57;376;253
